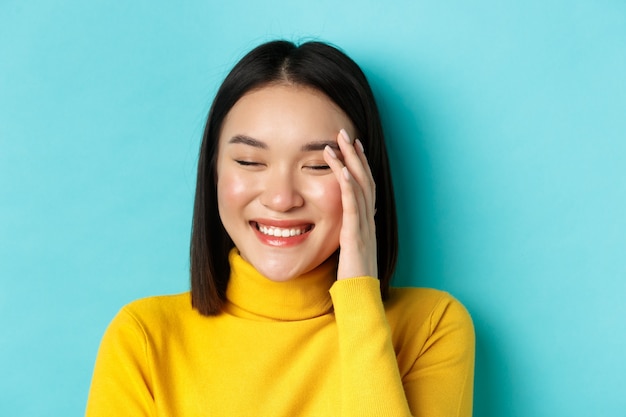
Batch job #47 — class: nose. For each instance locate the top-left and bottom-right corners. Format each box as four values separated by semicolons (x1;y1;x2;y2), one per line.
260;170;304;212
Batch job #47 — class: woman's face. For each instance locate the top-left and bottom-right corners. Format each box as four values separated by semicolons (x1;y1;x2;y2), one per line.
216;84;355;282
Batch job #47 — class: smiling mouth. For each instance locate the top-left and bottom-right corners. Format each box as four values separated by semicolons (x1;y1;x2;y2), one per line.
253;222;313;238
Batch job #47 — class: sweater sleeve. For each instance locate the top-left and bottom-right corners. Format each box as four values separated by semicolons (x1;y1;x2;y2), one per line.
402;291;475;417
85;308;155;417
329;277;475;417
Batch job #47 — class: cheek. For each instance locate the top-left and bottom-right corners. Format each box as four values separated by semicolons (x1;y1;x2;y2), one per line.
217;170;253;213
306;178;343;221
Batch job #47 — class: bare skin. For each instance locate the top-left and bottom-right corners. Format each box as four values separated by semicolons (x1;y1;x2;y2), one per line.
324;129;378;280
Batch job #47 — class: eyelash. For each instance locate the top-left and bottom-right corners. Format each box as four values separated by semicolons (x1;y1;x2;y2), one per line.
306;164;330;171
234;160;330;171
235;160;262;167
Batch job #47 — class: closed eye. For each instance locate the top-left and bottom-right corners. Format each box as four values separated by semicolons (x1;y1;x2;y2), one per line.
235;160;263;167
305;164;331;171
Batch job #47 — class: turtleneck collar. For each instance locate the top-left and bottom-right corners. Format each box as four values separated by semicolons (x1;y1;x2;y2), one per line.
224;248;337;321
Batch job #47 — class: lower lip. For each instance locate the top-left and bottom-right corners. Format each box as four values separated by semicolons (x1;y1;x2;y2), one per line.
252;225;311;247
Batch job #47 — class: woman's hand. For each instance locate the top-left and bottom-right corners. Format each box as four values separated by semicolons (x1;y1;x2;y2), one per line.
324;129;378;280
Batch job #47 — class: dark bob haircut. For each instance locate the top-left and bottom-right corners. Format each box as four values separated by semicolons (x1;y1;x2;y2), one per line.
190;40;398;316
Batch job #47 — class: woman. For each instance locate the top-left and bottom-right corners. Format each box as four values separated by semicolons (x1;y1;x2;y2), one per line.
86;40;475;417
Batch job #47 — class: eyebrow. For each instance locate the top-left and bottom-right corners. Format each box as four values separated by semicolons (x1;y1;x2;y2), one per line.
228;135;268;149
227;135;339;151
300;140;339;152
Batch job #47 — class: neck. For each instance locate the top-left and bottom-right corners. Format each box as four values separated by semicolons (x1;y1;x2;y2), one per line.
224;249;337;321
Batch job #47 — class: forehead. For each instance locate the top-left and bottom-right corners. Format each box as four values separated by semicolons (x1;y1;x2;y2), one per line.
219;84;354;147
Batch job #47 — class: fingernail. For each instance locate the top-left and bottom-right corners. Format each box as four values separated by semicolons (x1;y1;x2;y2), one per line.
340;129;351;144
325;145;337;159
355;139;365;153
342;166;351;180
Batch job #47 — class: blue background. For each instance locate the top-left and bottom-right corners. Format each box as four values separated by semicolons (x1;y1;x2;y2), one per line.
1;1;625;416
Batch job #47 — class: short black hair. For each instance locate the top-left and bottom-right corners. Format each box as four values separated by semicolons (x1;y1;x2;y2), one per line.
190;40;398;316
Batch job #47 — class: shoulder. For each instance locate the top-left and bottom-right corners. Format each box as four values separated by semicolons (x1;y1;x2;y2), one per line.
385;287;474;336
107;292;195;336
122;292;192;317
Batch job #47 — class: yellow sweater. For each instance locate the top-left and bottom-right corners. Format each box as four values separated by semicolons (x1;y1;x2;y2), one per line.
86;250;474;416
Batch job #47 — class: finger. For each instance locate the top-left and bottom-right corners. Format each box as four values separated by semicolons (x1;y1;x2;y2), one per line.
354;138;376;219
343;166;369;236
354;139;375;194
337;130;376;218
324;147;372;278
324;144;378;279
323;145;366;233
326;170;371;269
337;130;374;206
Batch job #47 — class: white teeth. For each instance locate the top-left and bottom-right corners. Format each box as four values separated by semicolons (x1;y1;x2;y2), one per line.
257;224;308;237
